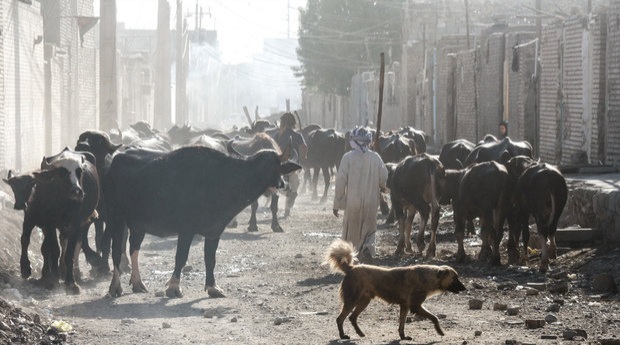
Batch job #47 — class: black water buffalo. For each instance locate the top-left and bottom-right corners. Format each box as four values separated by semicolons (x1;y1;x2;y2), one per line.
398;126;427;154
21;149;100;293
376;133;415;164
439;139;475;170
75;130;122;256
230;133;290;232
300;124;322;193
505;156;568;272
104;143;301;298
3;170;35;211
440;161;510;265
464;137;533;166
389;154;444;257
109;122;172;151
304;128;346;203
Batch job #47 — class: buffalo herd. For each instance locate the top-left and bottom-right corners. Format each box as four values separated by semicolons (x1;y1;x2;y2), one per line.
3;117;567;297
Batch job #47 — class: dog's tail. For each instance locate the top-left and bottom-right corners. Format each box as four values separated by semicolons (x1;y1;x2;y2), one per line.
324;239;356;274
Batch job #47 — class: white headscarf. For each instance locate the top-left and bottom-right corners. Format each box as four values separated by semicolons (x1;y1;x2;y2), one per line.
349;127;372;153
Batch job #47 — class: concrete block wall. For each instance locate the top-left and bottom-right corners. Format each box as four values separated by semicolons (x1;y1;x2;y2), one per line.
434;36;468;145
455;50;478;142
505;33;537;146
403;42;424;130
77;0;99;137
478;33;505;139
606;3;620;165
0;1;45;171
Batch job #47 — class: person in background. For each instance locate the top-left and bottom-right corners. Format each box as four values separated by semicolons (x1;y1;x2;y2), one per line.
333;127;388;264
499;120;509;139
272;112;307;217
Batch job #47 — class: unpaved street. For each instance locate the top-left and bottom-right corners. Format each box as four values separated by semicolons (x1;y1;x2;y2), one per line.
1;188;620;345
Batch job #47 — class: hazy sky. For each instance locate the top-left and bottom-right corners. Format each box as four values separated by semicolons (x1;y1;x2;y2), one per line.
94;0;306;64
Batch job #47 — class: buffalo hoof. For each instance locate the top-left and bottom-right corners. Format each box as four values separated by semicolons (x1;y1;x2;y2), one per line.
405;246;414;255
131;281;148;293
401;336;413;341
20;265;32;280
340;334;350;340
507;250;519;265
416;241;426;254
271;224;284;233
426;244;436;258
91;263;111;278
490;256;502;266
394;241;405;257
165;286;183;298
247;224;259;232
206;285;225;298
108;272;123;297
37;276;59;290
108;286;123;298
65;282;81;295
478;246;492;262
539;261;549;273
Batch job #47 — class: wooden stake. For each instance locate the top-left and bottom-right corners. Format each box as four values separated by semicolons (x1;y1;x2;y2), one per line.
375;52;386;145
242;106;253;127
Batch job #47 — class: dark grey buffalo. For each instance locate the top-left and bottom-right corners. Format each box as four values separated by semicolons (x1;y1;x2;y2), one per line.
464;137;533;166
505;156;568;272
304;128;346;203
17;149;100;293
104;143;301;298
389;154;444;257
439;161;510;265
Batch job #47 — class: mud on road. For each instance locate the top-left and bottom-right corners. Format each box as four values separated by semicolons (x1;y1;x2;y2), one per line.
0;186;619;345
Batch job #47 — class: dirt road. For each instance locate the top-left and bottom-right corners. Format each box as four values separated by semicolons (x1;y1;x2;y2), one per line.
1;188;619;345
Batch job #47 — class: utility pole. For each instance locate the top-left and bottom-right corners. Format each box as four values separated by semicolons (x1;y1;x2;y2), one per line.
175;0;187;125
155;0;171;129
100;0;118;131
465;0;471;50
535;0;542;157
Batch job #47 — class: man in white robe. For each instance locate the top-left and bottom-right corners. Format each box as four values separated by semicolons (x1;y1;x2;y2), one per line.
333;127;388;263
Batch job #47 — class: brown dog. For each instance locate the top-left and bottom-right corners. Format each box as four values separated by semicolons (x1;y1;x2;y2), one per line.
325;239;466;340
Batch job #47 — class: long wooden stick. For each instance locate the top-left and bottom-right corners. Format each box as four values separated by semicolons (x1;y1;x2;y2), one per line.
242;106;253;127
375;52;386;144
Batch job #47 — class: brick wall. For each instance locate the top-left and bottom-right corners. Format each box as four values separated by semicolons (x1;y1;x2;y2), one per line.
49;0;99;155
539;14;607;165
606;3;620;165
0;1;45;171
539;22;563;163
0;0;4;170
455;50;478;142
